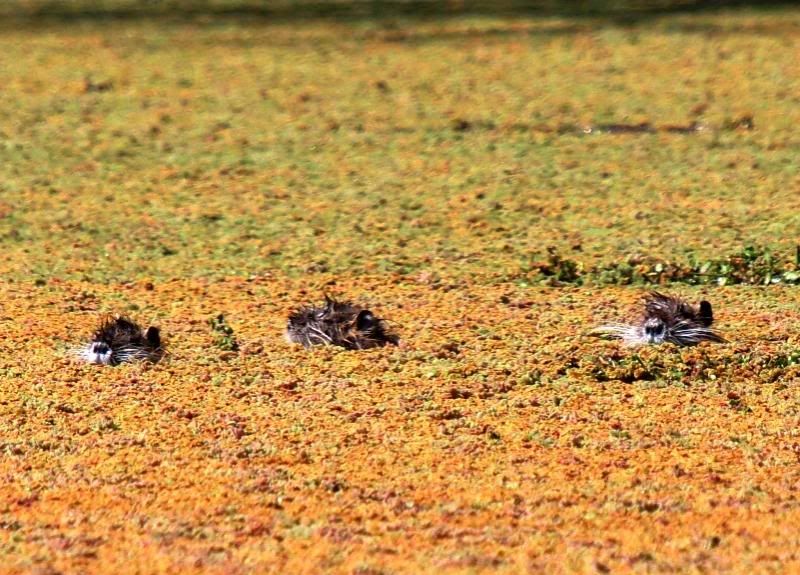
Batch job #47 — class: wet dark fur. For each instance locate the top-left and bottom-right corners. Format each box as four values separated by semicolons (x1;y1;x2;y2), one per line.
598;292;725;346
84;316;163;365
286;297;398;350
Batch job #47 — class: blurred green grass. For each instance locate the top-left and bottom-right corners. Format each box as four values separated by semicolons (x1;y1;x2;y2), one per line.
0;5;797;283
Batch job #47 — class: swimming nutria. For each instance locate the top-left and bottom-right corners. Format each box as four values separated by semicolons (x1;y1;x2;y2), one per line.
596;292;725;346
79;316;163;365
285;297;398;350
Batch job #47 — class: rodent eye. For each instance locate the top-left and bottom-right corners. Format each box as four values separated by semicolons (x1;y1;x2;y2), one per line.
356;310;376;331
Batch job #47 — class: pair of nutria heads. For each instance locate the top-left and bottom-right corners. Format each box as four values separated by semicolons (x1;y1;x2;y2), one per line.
597;292;725;346
79;297;398;366
286;292;723;350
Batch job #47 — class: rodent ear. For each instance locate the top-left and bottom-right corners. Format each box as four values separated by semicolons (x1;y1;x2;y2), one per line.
145;326;161;347
698;301;713;326
355;310;376;331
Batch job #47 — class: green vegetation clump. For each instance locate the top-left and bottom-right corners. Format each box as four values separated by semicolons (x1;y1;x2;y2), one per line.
209;313;239;351
523;245;800;286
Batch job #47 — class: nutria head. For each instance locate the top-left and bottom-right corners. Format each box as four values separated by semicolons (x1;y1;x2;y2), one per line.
79;316;163;365
597;292;725;347
285;297;398;350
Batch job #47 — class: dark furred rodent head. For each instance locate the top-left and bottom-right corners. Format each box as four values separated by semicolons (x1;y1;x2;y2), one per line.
639;292;725;345
80;316;164;365
597;292;725;347
285;297;399;350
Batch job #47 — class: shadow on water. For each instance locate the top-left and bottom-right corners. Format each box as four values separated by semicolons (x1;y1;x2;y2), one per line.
0;0;798;28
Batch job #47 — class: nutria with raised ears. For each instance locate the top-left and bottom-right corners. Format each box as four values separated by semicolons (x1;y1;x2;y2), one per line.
285;297;398;350
596;292;725;346
79;316;163;365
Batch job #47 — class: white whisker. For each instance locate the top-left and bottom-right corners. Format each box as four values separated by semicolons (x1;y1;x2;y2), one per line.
593;323;648;347
308;325;332;343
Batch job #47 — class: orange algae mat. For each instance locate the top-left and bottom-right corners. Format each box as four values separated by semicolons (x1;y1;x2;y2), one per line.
2;277;800;573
